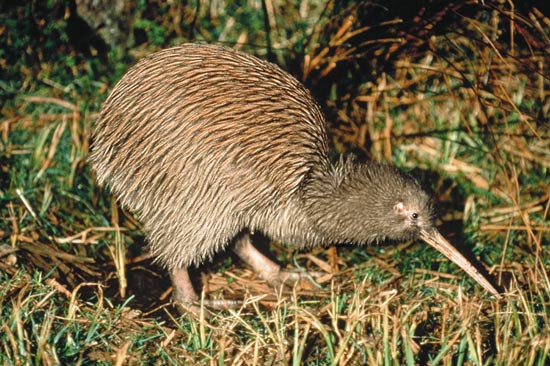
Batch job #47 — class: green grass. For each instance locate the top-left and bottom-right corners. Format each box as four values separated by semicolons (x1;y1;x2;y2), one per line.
1;1;549;365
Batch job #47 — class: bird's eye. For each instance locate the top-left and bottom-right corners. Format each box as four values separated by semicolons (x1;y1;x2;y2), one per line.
411;212;419;220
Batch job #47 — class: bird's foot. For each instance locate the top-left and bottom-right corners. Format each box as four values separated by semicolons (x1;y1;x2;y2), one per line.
170;267;242;318
172;296;242;319
262;268;324;289
232;233;324;290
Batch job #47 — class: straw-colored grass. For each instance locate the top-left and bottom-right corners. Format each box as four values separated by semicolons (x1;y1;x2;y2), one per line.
1;1;549;365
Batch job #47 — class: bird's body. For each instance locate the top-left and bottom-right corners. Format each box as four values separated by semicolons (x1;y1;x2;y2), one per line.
90;43;498;308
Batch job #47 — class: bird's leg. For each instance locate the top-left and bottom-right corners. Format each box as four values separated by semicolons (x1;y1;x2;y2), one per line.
233;233;316;288
169;267;204;315
170;268;241;316
170;268;199;304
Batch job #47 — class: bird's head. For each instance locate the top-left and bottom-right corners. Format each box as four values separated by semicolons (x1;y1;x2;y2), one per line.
306;158;434;244
305;157;500;297
376;174;435;243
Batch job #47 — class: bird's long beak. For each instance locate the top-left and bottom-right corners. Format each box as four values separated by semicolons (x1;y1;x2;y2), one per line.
420;228;501;298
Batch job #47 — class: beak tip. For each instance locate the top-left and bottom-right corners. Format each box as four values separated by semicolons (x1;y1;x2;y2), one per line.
419;228;501;299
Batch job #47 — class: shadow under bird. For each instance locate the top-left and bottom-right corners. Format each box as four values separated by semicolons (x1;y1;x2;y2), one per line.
89;43;500;312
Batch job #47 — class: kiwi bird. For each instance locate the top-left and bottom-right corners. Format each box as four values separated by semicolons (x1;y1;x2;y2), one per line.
89;43;499;309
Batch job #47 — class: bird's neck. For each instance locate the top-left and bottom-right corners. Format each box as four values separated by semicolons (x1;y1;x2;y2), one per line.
302;157;387;246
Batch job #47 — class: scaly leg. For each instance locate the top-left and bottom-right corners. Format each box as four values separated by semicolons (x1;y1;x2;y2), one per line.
169;267;204;316
232;233;315;288
170;267;240;316
170;268;199;304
